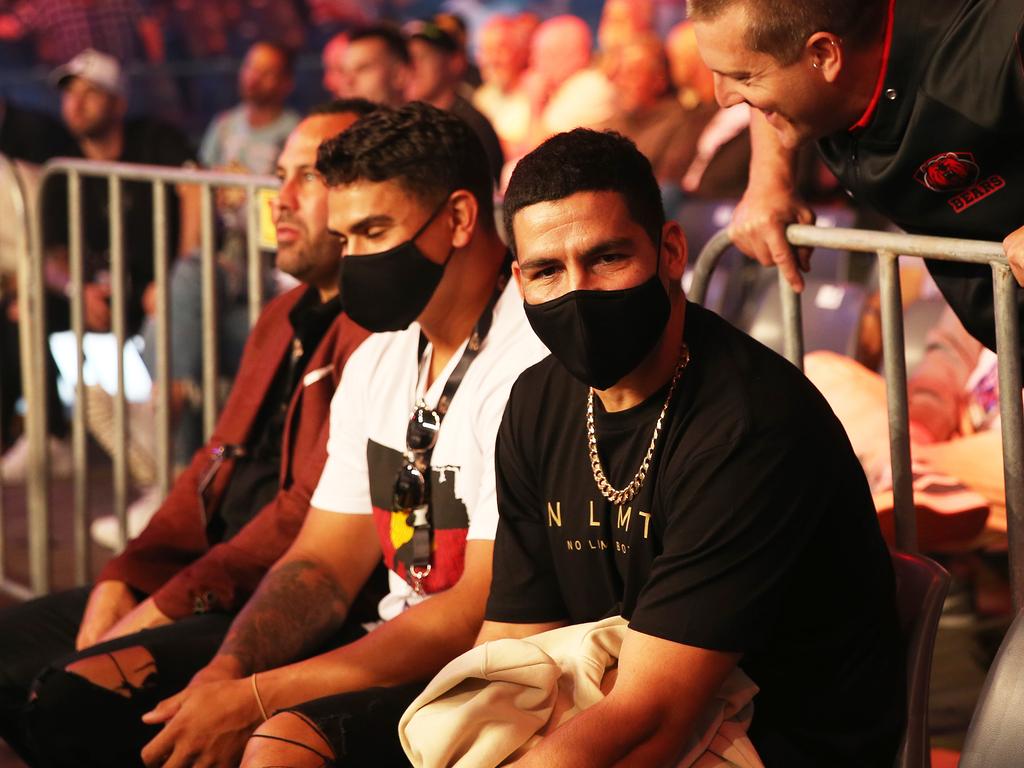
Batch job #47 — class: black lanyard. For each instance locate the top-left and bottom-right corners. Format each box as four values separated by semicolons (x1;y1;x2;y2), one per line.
406;266;508;591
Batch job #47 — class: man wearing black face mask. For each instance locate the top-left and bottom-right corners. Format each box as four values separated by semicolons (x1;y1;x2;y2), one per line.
142;102;547;768
476;129;906;768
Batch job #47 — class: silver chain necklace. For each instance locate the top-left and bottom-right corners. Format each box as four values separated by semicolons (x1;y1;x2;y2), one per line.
586;343;690;506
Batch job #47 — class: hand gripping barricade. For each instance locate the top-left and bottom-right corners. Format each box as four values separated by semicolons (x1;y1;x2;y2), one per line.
1;152;277;595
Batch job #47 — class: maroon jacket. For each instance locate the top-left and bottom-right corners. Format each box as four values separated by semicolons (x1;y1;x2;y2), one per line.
98;286;370;618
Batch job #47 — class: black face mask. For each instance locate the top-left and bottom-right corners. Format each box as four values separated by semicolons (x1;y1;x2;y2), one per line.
339;196;452;332
523;271;671;390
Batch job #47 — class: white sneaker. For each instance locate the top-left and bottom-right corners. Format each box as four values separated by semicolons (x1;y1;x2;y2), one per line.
0;434;74;484
90;486;164;551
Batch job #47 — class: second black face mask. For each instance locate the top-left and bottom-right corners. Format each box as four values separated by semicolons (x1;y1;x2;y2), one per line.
523;273;671;390
339;197;451;332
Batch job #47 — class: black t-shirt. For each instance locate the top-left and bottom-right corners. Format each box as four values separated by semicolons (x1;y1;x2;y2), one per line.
41;117;195;327
487;303;905;767
817;0;1024;352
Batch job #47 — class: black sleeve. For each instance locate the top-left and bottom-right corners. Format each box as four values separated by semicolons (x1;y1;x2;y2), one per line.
485;386;569;624
152;122;196;167
629;423;830;652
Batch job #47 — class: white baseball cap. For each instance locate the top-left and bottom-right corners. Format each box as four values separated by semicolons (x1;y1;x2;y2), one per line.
50;48;126;98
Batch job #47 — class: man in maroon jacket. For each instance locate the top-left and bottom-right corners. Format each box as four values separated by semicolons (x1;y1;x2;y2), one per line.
0;98;383;766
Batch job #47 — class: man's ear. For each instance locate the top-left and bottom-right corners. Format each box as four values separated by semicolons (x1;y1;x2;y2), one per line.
661;221;687;282
448;189;479;249
805;32;843;83
511;258;526;299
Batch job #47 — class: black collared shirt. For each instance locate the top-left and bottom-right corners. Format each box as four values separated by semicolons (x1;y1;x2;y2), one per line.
212;288;342;542
817;0;1024;352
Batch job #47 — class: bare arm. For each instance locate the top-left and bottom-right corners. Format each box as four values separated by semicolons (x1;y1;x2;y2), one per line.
175;181;201;257
475;618;566;646
256;538;495;709
508;628;740;768
204;506;382;679
730;111;815;291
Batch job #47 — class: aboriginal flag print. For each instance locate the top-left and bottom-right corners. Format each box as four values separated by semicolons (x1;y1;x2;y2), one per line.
366;439;469;594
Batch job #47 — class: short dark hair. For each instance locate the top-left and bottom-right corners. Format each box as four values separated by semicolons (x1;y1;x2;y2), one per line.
503;129;664;255
348;23;411;65
315;101;495;222
687;0;886;63
307;97;378;118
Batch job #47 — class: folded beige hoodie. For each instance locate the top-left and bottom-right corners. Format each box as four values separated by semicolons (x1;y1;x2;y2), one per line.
400;616;763;768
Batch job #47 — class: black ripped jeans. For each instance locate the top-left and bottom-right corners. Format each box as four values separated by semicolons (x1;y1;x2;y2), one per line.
0;587;231;767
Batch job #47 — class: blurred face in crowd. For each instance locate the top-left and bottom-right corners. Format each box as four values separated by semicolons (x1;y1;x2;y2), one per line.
272;112;360;295
598;0;653;54
343;37;409;107
60;77;123;140
512;190;683;305
478;16;528;93
530;16;592;87
665;22;716;104
693;3;845;147
405;39;458;104
322;33;349;97
239;43;293;109
612;38;670;114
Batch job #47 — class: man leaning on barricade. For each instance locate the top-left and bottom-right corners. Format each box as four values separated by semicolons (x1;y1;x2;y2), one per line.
398;129;906;768
0;99;385;768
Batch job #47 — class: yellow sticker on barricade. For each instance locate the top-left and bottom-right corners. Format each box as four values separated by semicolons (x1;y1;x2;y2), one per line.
257;187;278;250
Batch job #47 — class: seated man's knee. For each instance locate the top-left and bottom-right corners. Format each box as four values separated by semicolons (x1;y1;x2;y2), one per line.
61;646;156;698
241;711;335;768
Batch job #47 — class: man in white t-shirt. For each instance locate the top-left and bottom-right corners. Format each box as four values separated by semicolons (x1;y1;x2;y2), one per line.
137;102;547;768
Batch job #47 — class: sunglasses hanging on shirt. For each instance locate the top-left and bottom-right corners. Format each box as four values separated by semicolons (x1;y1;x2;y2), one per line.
392;265;509;596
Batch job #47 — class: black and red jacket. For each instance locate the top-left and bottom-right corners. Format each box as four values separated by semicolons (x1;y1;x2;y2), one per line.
818;0;1024;351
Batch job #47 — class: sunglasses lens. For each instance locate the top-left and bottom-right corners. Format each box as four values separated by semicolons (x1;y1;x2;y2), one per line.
393;462;426;510
407;407;441;452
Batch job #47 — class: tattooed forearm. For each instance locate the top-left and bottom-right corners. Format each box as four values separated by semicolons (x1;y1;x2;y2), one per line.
218;559;351;674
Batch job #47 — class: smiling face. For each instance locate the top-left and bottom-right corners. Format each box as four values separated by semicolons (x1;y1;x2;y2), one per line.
512;190;685;306
272;112;360;295
693;3;841;147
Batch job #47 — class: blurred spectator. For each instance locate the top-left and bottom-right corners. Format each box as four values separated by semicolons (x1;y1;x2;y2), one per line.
601;34;704;184
342;24;410;107
806;306;1006;549
306;0;371;28
321;31;349;98
0;0;162;67
522;15;616;145
405;19;502;183
666;21;750;199
596;0;654;79
472;13;531;160
199;41;299;177
0;49;197;480
432;11;480;89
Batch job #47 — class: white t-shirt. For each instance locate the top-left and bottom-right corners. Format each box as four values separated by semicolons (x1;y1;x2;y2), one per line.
312;280;549;621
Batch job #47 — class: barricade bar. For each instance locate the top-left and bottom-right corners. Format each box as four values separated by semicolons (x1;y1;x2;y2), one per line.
992;264;1024;607
6;158;279;595
68;170;90;584
691;225;1022;604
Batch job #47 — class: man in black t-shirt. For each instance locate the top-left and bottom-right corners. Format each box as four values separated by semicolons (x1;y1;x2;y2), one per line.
480;129;905;767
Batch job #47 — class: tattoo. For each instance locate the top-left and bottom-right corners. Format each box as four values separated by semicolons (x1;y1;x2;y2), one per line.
220;560;352;673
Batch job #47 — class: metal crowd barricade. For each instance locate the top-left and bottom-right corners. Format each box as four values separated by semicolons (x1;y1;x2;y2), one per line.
12;158;278;597
690;225;1024;607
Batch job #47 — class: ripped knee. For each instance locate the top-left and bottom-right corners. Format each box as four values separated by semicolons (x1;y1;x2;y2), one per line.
62;646;157;698
242;711;336;768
